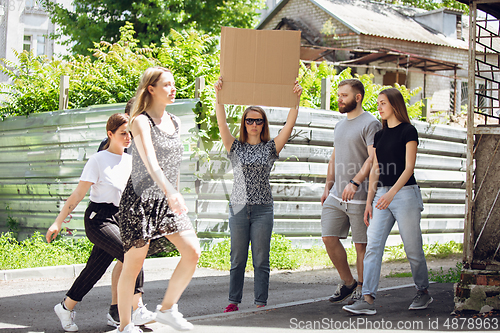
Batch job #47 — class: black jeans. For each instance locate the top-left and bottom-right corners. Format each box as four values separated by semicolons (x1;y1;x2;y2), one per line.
66;202;144;302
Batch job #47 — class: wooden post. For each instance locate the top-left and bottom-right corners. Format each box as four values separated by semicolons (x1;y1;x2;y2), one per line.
464;1;477;265
453;67;458;115
195;77;205;99
59;75;69;110
423;62;427;99
422;98;428;121
321;77;331;110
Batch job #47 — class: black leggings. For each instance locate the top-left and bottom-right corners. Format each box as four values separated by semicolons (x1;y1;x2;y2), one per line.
66;202;144;302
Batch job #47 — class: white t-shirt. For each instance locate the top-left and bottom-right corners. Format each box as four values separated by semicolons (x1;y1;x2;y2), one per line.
80;150;132;207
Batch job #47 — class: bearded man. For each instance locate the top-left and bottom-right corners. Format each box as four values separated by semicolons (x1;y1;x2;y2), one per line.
320;79;382;304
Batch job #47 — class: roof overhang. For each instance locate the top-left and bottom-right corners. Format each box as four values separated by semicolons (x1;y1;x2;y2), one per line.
300;46;462;72
456;0;500;19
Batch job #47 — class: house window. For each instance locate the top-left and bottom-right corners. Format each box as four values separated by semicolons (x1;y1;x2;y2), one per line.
37;36;46;56
383;72;406;86
23;35;32;52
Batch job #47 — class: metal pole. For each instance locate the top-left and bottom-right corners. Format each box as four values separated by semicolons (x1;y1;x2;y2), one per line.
195;77;205;99
59;75;69;110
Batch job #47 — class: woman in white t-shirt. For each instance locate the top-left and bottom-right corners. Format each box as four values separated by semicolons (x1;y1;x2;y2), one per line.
46;113;156;332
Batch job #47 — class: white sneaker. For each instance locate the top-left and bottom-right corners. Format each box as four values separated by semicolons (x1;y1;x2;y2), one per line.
155;304;194;331
107;312;120;327
114;323;143;333
54;303;78;332
132;304;156;326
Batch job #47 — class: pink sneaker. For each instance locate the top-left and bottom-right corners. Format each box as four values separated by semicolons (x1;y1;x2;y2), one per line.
224;304;239;313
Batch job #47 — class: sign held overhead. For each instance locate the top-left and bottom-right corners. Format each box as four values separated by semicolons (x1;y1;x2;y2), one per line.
219;27;301;108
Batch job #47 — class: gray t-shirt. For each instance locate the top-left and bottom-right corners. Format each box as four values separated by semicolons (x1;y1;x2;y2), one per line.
330;111;381;201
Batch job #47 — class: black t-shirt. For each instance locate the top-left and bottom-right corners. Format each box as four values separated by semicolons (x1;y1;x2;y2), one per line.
373;122;418;187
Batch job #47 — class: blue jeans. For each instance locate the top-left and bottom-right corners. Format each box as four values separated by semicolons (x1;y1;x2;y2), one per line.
228;203;274;306
362;185;429;298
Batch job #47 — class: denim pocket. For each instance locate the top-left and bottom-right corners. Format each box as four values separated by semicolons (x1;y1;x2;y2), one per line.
413;186;424;212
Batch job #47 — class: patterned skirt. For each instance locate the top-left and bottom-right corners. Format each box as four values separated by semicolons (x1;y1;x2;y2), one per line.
117;178;194;256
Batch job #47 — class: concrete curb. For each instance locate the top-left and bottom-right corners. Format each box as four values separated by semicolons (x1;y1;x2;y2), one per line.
0;256;181;281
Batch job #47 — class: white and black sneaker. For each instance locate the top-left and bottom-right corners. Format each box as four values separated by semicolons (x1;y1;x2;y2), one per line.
347;285;363;305
329;280;357;303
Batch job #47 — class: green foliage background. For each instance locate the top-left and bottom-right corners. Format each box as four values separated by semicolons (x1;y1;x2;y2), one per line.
0;23;219;119
40;0;265;55
0;23;423;156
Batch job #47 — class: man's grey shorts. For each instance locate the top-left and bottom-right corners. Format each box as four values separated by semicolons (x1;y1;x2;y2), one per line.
321;195;367;243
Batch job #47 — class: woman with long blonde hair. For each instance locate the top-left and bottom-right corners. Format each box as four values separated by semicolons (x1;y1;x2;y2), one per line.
115;67;200;333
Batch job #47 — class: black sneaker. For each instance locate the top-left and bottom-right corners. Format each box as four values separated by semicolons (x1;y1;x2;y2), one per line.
329;280;357;303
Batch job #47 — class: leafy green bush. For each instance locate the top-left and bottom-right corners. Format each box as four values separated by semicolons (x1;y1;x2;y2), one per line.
198;238;232;271
0;231;463;272
0;23;219;119
198;233;299;271
383;241;463;262
298;64;423;118
269;233;300;270
0;232;92;270
429;261;463;283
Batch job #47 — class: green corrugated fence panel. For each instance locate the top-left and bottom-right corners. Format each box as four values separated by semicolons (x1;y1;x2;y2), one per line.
0;103;467;248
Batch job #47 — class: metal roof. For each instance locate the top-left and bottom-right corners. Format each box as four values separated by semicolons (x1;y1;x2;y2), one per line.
258;0;469;49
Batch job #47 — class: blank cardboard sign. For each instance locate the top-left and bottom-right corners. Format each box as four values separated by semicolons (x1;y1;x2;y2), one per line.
219;27;301;108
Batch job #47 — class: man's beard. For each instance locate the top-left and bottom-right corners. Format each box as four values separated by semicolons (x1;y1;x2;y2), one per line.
339;98;357;114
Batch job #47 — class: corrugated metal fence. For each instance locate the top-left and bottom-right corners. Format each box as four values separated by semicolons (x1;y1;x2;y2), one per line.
0;101;466;248
0;101;198;240
195;107;466;248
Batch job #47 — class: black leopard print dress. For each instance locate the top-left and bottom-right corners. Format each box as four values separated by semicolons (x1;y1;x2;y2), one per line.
118;112;193;255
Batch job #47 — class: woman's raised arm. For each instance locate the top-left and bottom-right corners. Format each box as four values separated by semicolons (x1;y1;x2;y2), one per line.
274;80;302;154
214;77;235;152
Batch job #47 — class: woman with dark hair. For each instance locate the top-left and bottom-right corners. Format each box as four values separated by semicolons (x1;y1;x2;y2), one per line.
214;76;302;313
46;113;155;332
115;67;200;333
343;88;432;315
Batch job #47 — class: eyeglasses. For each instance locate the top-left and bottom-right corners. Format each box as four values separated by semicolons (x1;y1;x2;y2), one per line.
245;118;264;125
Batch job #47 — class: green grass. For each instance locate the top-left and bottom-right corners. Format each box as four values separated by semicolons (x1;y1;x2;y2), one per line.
428;262;463;283
0;231;464;273
385;271;413;278
0;232;93;270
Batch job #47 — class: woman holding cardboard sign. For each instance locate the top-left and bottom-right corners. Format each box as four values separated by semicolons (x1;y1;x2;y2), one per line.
214;76;302;313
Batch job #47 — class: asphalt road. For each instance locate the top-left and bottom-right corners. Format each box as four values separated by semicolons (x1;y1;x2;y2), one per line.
1;257;497;333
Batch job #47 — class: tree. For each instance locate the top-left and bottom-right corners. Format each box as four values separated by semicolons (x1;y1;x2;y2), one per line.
41;0;265;55
372;0;469;13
